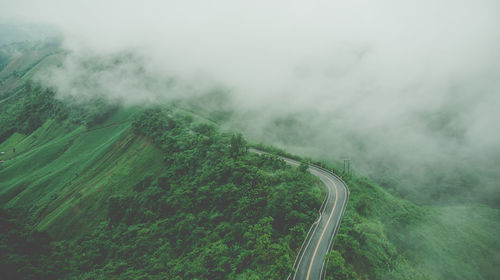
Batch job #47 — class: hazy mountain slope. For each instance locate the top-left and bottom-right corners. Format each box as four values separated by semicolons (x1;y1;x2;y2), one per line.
181;91;500;279
0;47;323;278
0;40;61;96
0;24;58;46
329;176;500;279
0;42;498;279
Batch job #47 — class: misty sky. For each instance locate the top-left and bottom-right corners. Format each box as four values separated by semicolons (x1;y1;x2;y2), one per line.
2;0;500;202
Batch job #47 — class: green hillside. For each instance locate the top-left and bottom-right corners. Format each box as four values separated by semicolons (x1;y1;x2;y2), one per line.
0;101;324;278
0;49;323;278
328;177;500;279
0;42;498;279
0;110;164;239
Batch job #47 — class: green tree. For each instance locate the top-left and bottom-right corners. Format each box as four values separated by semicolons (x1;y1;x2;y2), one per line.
325;250;358;280
299;160;309;173
230;133;247;158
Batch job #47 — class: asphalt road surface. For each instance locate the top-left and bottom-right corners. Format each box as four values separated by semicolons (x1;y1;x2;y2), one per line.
251;150;349;280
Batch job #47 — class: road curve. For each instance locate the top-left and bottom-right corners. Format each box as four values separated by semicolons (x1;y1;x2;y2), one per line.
252;150;349;280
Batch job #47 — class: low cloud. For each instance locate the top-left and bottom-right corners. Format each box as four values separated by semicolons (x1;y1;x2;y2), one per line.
2;0;500;204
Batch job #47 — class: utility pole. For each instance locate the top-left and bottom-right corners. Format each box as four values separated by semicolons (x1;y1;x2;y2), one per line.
343;158;351;178
342;158;352;178
348;159;351;178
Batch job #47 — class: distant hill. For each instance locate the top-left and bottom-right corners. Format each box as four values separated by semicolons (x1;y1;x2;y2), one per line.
0;24;59;46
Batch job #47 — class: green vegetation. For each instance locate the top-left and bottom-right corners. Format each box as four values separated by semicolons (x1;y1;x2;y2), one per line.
1;42;498;279
0;82;118;143
0;208;64;279
323;176;500;280
0;78;322;278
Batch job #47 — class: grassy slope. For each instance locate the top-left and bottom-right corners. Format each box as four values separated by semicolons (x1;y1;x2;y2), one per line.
396;205;499;279
0;106;167;239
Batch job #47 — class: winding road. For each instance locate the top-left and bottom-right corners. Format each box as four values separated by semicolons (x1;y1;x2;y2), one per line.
252;150;349;280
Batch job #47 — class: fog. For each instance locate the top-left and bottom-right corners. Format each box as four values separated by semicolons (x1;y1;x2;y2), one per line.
2;0;500;204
